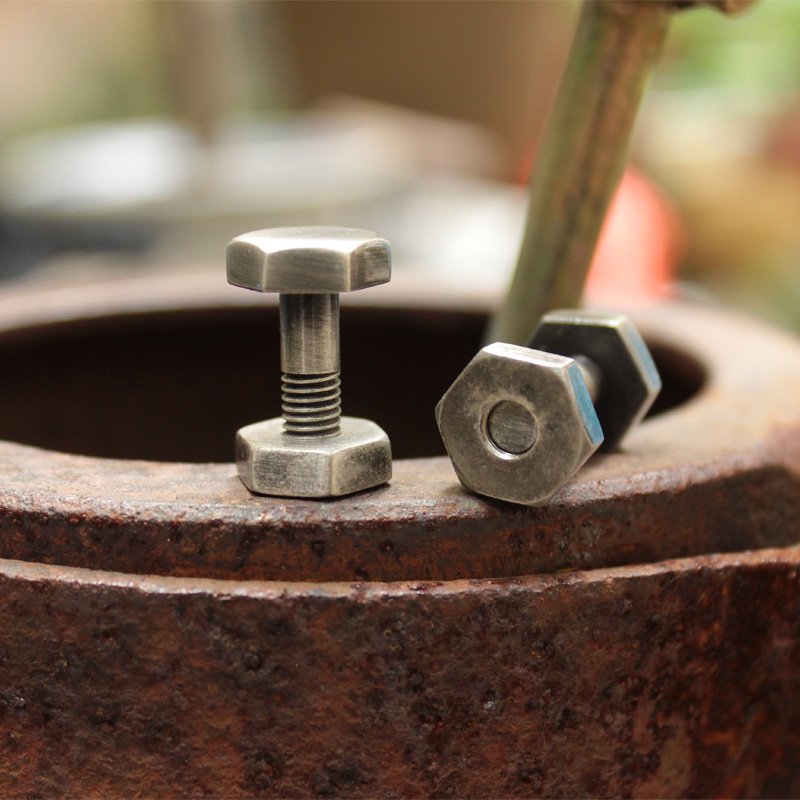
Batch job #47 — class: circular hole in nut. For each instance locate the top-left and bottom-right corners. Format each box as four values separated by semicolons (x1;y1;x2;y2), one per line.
485;400;537;456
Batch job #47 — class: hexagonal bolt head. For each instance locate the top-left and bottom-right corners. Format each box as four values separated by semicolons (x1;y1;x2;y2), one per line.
227;226;391;294
530;310;661;449
237;417;392;498
435;343;603;506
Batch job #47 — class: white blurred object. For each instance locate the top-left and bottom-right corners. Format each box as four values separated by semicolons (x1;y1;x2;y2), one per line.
0;113;414;218
0;105;524;283
1;121;194;214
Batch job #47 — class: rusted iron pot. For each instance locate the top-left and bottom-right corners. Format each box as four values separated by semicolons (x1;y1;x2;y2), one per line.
0;273;798;798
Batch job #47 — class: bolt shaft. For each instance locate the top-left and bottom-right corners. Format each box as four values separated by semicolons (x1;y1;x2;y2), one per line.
280;294;340;374
574;355;602;403
279;294;342;436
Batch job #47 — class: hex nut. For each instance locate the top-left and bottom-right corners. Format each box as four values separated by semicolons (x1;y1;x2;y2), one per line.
226;227;391;294
236;417;392;498
435;343;603;506
530;310;661;449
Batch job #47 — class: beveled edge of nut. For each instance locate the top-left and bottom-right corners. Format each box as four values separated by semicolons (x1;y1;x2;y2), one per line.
435;342;603;506
226;226;391;294
236;416;392;498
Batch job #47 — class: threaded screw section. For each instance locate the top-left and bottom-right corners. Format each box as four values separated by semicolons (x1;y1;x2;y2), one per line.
281;372;341;436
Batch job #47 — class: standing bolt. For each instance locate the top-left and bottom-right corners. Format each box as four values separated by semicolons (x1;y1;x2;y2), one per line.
227;226;392;498
436;309;661;506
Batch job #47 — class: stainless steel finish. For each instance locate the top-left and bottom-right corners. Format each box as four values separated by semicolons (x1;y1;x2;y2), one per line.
435;342;603;506
226;226;392;497
236;417;391;498
530;309;661;449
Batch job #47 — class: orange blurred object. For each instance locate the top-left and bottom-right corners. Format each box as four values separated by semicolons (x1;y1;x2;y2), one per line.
585;168;682;305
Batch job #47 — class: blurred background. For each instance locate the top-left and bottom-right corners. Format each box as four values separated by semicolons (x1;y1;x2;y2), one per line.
0;0;798;330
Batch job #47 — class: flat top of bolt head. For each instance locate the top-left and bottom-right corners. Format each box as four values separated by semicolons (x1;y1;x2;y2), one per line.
227;226;391;294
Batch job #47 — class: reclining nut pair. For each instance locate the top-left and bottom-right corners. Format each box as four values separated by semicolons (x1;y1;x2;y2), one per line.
435;310;662;506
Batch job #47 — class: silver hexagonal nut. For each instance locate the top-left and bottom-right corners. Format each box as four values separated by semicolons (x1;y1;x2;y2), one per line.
226;227;391;294
530;310;661;449
236;416;392;498
435;343;603;506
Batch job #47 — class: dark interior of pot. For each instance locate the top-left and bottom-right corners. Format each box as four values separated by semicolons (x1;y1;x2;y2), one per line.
0;305;704;462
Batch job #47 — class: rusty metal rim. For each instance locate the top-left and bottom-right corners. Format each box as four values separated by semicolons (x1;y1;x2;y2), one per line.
0;271;798;581
1;543;798;598
0;272;796;520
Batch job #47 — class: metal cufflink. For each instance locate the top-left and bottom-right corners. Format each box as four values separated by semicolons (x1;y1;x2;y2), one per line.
435;309;661;506
227;226;393;498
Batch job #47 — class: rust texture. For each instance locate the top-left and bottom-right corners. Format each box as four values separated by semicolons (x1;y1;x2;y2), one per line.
0;551;798;798
0;274;796;796
0;280;796;583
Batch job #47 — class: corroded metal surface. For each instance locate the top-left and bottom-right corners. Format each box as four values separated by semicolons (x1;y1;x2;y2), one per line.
0;277;797;582
0;550;798;797
0;273;797;796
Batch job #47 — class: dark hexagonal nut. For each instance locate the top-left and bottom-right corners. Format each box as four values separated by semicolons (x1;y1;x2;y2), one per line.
530;310;661;449
435;343;603;506
236;417;392;498
226;227;391;294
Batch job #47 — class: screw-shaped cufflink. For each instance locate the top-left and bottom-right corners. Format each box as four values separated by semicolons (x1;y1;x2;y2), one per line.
227;226;392;498
436;310;661;505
